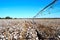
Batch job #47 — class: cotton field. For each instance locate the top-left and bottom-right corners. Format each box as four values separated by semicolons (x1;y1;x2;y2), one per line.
0;19;60;40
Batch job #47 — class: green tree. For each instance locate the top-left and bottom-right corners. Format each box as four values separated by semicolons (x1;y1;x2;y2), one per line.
5;16;12;19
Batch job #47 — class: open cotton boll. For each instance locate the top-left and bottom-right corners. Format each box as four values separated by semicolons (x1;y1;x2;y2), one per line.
14;35;17;39
0;34;4;38
36;37;38;40
19;35;23;38
58;35;60;38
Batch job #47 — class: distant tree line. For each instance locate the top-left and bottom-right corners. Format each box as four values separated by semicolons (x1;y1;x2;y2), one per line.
0;16;59;19
0;16;17;19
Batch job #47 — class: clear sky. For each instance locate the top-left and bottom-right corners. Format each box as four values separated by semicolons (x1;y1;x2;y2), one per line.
0;0;60;18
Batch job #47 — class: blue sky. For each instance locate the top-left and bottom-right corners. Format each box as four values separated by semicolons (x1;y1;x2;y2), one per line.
0;0;60;18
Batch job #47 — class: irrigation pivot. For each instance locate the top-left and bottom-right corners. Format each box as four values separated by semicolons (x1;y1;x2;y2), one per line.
32;0;58;40
32;0;57;27
32;0;57;28
33;0;57;18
